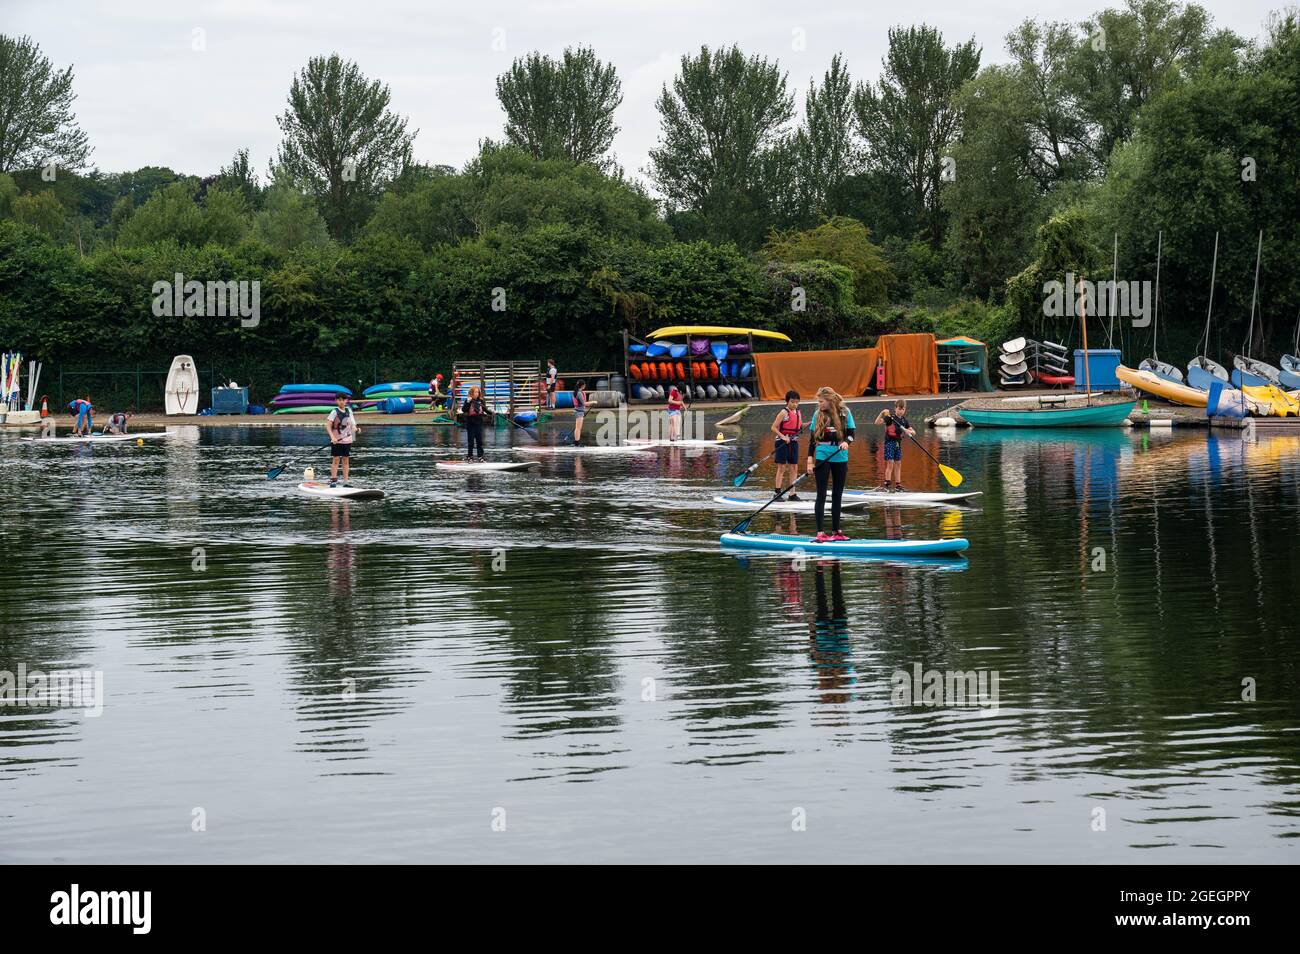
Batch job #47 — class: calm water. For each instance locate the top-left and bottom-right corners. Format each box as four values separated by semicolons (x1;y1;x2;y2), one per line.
1;407;1298;863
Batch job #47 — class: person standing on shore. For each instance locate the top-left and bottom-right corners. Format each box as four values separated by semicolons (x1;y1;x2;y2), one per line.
545;359;558;410
462;385;486;460
325;392;358;487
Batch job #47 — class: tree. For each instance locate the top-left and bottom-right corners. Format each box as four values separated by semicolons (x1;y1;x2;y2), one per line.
116;181;250;248
215;148;261;209
796;54;861;220
853;26;980;247
1005;20;1096;185
649;45;795;248
761;216;892;307
496;46;623;168
0;34;91;173
254;184;330;251
10;189;66;241
274;54;416;241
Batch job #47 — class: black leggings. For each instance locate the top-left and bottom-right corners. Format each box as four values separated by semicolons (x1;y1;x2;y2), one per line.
813;460;848;532
466;419;484;457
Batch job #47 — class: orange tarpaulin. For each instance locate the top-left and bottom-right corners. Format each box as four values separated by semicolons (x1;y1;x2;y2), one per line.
754;348;876;401
752;335;939;400
879;333;939;395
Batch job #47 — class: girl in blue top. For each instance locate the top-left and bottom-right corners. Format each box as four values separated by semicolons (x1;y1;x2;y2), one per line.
805;386;855;542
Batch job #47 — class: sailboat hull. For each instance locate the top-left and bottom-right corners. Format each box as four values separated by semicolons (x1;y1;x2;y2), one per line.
960;399;1136;427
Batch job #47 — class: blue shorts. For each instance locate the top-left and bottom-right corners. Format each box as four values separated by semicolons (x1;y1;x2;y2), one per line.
884;439;902;462
774;438;799;464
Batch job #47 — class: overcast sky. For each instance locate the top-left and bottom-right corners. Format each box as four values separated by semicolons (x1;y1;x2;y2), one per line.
6;0;1284;184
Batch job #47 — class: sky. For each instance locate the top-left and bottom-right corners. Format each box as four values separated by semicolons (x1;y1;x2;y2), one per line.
5;0;1286;186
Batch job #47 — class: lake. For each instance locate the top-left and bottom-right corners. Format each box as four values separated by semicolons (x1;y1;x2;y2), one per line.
1;408;1297;863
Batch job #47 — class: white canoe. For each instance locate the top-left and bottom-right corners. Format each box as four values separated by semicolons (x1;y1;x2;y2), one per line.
435;460;540;472
298;481;385;500
711;494;873;513
22;432;169;444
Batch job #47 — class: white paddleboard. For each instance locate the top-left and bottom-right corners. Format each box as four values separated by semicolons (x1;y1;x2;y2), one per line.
297;481;385;499
517;444;657;455
22;432;169;444
711;494;873;513
435;460;540;472
842;489;983;506
998;350;1026;365
627;438;738;448
165;354;199;415
1001;337;1026;355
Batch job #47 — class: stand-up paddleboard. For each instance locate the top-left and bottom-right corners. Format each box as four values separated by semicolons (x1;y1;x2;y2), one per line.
711;495;872;514
435;460;540;472
627;438;738;448
22;432;169;444
842;489;983;507
720;532;969;556
297;481;385;500
517;444;657;455
164;355;199;415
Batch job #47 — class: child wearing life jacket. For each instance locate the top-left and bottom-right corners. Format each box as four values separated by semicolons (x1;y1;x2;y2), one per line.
874;399;914;491
807;387;856;542
462;385;486;460
103;411;130;435
572;379;589;443
666;386;685;441
770;390;802;500
325;392;358;485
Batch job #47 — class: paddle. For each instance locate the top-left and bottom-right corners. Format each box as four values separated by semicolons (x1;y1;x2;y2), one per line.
731;448;778;487
885;412;963;487
729;462;823;534
266;442;334;480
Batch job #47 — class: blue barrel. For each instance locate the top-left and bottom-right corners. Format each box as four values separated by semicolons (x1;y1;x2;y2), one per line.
382;397;415;414
554;390;575;409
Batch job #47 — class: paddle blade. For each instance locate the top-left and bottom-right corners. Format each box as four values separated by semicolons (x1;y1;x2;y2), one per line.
732;470;750;487
266;465;286;480
938;463;963;487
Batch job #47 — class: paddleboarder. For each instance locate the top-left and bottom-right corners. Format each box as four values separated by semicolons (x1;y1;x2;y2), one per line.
666;386;685;441
462;385;487;460
69;395;93;436
325;392;358;486
806;386;855;543
572;379;589;444
103;410;130;435
874;400;914;492
769;389;802;500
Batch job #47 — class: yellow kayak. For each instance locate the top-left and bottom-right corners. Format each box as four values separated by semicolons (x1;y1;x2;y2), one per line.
1242;384;1300;417
647;325;792;342
1116;365;1207;407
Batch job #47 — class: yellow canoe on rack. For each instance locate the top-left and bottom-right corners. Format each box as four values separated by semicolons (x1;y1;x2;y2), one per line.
1115;365;1207;407
647;326;792;342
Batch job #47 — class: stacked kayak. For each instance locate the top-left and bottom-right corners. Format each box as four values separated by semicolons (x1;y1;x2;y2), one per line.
271;384;356;414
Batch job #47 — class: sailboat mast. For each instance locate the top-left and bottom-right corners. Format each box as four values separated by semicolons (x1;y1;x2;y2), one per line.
1080;274;1092;401
1246;229;1262;358
1107;233;1118;349
1152;230;1162;361
1200;231;1219;356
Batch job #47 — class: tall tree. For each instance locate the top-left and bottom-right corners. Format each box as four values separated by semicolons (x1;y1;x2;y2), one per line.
797;54;861;219
495;46;623;168
1005;21;1096;185
853;25;980;247
275;54;415;241
215;148;261;210
0;34;91;173
649;45;795;248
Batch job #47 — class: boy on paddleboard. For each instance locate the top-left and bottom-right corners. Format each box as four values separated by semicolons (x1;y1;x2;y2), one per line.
462;385;486;460
770;389;802;500
326;393;358;486
103;411;130;435
874;400;914;492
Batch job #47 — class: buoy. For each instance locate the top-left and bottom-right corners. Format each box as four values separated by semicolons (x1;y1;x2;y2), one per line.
136;438;144;446
933;417;956;427
1149;419;1173;428
716;432;724;441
